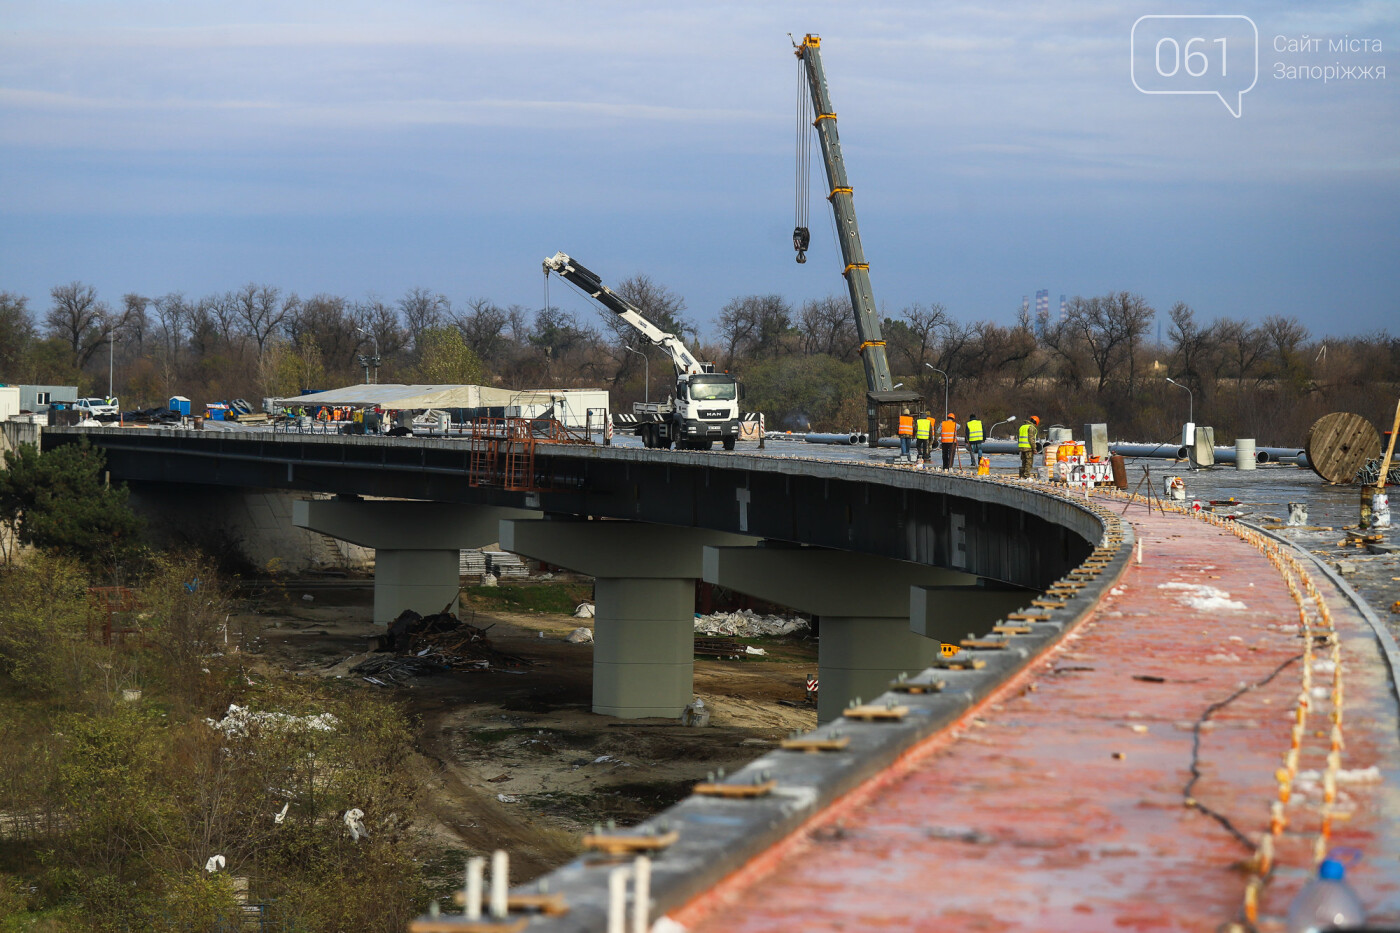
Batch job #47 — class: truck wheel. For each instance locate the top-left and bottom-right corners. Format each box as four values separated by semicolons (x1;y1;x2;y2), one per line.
723;436;736;451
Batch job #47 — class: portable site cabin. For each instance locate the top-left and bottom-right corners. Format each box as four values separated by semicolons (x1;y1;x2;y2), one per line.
0;386;19;421
169;396;191;416
17;384;78;413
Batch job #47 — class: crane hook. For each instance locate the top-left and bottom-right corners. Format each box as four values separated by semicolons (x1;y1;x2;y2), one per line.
793;226;810;263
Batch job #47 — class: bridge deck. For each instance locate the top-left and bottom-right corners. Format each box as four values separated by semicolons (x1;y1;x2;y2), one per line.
672;505;1400;930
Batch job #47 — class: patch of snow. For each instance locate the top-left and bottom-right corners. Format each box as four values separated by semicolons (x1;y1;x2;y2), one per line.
206;704;339;738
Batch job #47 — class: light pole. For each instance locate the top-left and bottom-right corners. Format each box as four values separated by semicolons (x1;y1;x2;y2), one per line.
1165;377;1193;425
989;415;1017;437
923;363;949;417
108;329;115;400
355;327;381;384
624;345;649;404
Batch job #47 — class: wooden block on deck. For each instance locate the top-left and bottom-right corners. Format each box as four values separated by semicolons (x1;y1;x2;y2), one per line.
890;678;945;694
960;638;1009;650
412;919;528;933
1006;611;1051;622
931;656;987;670
843;703;909;721
993;624;1032;635
780;735;851;753
449;892;570;917
582;829;679;857
693;778;777;798
1031;599;1067;609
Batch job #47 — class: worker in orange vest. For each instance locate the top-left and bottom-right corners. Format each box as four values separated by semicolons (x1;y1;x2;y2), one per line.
896;408;915;462
939;412;958;470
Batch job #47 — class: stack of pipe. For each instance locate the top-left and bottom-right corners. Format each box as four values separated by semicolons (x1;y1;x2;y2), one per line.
804;432;868;445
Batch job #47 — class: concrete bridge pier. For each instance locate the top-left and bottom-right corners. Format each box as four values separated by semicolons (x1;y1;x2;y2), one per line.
703;546;1030;722
500;520;756;719
292;498;539;624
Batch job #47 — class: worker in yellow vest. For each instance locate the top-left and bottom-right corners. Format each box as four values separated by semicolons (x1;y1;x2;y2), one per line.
1018;415;1040;478
915;411;934;463
965;413;985;465
896;408;915;462
939;413;958;470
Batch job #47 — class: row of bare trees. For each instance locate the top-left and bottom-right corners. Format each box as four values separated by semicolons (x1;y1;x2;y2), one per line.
1;279;1395;444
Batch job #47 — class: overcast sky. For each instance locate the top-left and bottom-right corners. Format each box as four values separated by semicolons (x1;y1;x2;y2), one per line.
1;1;1396;338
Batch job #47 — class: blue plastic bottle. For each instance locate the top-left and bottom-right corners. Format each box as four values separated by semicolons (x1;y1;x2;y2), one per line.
1285;857;1366;932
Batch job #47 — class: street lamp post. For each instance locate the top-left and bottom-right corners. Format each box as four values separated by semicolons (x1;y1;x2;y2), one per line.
355;327;381;384
1165;377;1193;426
923;363;949;417
1166;377;1196;469
989;415;1018;438
624;345;649;404
108;329;115;400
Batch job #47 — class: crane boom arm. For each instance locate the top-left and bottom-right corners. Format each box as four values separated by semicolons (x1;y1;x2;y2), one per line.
796;34;895;395
542;251;705;376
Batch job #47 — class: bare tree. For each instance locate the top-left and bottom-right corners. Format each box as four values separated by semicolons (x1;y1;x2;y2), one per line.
208;292;241;348
351;299;408;370
1061;292;1154;394
715;295;792;367
0;292;35;376
233;284;289;358
286;294;358;381
1167;302;1214;389
46;282;120;368
457;298;512;367
187;298;219;360
887;302;948;372
1261;314;1309;376
152;293;190;364
797;295;856;358
121;294;150;351
1215;318;1267;386
615;275;693;343
399;288;450;352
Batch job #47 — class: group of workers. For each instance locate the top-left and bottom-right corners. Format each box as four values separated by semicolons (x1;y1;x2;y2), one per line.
896;409;1043;478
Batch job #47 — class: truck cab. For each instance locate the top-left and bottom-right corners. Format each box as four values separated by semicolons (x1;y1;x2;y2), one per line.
675;373;743;449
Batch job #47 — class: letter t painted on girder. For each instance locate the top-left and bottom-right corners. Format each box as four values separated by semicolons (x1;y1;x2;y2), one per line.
735;488;751;533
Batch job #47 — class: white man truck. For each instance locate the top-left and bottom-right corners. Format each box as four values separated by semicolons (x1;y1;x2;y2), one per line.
543;251;744;450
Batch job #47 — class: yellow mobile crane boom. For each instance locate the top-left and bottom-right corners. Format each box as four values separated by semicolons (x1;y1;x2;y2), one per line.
792;34;920;445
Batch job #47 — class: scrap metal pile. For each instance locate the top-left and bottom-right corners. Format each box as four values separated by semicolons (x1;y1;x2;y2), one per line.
351;608;530;686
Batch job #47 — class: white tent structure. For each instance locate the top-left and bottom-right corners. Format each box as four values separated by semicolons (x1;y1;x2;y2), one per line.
274;384;608;429
275;384;552;411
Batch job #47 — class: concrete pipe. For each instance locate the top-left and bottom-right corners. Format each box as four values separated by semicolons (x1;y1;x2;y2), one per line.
1108;442;1190;460
1257;447;1306;463
804;433;859;446
1235;438;1257;471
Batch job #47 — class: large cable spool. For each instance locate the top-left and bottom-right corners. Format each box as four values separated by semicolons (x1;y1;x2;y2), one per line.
1303;412;1381;484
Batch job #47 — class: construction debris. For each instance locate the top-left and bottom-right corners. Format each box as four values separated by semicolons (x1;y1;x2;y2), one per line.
566;627;594;644
694;609;810;638
354;609;531;686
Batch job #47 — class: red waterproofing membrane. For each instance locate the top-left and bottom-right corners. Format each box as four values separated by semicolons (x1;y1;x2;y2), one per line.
673;507;1400;930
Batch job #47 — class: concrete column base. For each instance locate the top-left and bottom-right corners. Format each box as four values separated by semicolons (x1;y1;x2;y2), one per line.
499;520;756;719
291;499;539;625
817;616;943;723
593;578;695;718
374;549;462;624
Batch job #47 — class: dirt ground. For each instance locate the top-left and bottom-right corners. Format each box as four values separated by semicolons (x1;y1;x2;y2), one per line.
233;578;818;883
